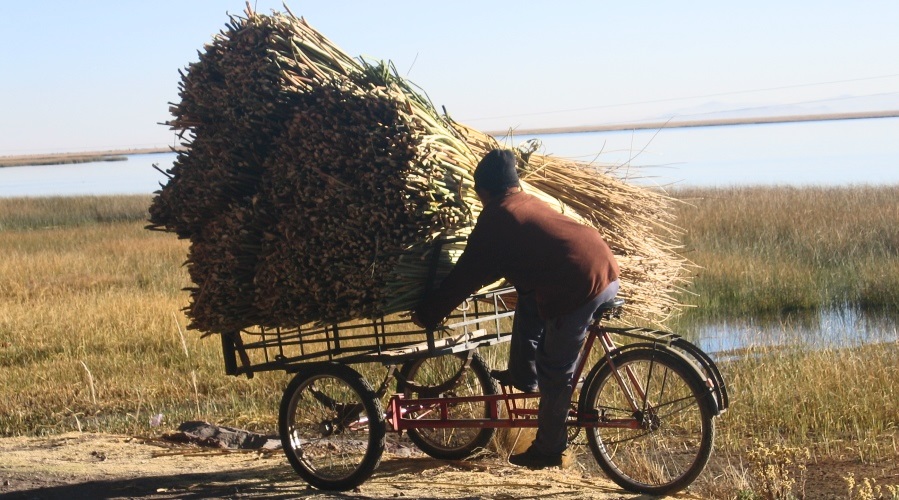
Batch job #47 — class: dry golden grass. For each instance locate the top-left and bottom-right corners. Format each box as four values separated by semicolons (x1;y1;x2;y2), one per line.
1;190;897;493
0;197;292;436
672;185;899;316
667;185;899;454
669;186;899;498
0;195;510;437
716;338;899;455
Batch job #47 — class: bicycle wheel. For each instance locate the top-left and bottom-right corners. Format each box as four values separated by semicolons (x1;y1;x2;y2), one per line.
579;347;715;495
279;363;386;491
397;351;497;459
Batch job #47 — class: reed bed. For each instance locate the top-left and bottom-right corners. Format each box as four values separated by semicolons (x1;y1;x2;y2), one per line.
717;337;899;458
0;154;127;168
3;191;899;500
667;185;899;497
2;190;896;439
688;335;899;500
0;198;282;435
0;195;151;231
672;185;899;317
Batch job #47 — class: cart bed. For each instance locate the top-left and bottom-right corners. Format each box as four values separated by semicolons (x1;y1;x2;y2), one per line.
220;287;516;376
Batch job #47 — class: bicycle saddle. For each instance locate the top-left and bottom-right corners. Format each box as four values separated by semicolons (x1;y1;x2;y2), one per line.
592;297;626;320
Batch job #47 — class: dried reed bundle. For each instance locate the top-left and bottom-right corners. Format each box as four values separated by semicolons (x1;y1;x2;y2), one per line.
148;6;687;334
456;123;690;324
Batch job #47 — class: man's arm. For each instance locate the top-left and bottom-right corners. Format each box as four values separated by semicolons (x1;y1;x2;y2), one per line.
411;228;498;329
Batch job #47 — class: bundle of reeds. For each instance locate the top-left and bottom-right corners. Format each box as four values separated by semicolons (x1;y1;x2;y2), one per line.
148;6;687;334
456;124;690;323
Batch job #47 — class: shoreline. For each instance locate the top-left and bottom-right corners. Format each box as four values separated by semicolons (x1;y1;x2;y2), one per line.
5;110;898;167
0;147;183;168
484;109;899;136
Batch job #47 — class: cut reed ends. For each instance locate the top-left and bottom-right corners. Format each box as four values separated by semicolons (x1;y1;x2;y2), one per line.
147;6;689;335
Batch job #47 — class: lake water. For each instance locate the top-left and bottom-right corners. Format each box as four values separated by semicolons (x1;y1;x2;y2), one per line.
2;118;897;355
691;308;899;359
0;152;174;198
1;117;898;198
522;116;899;187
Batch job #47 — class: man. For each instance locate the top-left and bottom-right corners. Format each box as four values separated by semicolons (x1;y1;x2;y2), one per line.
411;148;620;468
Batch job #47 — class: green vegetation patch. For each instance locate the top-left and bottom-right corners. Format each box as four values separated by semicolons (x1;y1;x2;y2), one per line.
673;185;899;318
0;196;152;231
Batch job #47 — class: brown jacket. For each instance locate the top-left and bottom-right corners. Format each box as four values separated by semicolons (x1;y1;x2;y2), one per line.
414;191;619;329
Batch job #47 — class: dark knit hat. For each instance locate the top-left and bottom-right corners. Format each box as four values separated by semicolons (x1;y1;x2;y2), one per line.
474;149;519;194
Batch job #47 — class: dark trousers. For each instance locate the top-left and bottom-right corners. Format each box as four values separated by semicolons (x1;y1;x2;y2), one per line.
507;280;620;455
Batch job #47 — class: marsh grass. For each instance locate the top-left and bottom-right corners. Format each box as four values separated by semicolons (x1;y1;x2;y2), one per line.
0;196;292;435
668;186;899;497
2;190;899;498
0;195;514;437
672;185;899;317
0;195;152;230
716;335;899;455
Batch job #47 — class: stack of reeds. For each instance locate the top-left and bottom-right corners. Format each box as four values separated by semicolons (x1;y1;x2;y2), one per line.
148;6;688;335
456;124;690;323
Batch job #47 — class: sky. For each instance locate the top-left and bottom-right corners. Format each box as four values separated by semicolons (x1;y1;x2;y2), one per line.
1;1;898;155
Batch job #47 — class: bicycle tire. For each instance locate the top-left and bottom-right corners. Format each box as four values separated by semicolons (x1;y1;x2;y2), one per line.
579;347;715;495
279;363;386;491
397;351;497;460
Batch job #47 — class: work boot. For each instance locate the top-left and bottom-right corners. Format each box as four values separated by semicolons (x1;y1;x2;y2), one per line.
509;445;563;469
490;369;537;393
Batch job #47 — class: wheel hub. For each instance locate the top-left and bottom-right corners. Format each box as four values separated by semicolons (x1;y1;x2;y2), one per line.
635;410;662;431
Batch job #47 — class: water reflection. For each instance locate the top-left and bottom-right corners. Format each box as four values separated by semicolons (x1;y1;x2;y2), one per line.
684;308;899;359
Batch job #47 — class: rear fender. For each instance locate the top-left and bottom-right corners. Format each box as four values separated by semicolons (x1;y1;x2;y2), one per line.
584;343;722;416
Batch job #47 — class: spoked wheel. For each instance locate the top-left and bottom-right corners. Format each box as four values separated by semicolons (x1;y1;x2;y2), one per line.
397;351;497;459
279;363;386;491
579;348;715;496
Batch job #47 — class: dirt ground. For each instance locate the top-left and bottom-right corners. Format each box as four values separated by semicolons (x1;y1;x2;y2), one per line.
0;432;691;500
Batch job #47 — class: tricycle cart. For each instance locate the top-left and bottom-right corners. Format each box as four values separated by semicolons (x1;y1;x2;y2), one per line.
219;287;728;496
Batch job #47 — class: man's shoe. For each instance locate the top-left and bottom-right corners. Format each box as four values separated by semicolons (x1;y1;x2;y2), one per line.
490;369;537;393
509;446;563;469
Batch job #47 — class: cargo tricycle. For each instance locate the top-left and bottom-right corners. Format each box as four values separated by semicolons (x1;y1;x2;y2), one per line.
219;287;728;496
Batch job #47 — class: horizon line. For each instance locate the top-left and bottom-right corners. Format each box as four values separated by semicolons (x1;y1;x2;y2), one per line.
3;110;896;162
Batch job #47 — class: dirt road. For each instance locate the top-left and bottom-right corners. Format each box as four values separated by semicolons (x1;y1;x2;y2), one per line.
0;433;685;500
